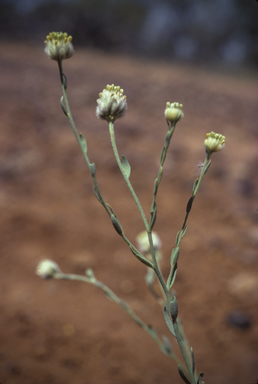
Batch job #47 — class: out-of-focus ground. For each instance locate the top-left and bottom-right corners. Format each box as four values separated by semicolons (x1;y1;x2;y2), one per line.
0;41;258;384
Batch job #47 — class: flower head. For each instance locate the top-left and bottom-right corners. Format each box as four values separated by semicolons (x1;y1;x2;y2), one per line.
96;84;127;122
164;102;184;125
44;32;74;62
136;231;162;255
36;259;61;279
204;131;225;157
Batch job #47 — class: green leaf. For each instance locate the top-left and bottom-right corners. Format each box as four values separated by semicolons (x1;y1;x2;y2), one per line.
165;130;172;149
111;214;124;236
149;204;157;231
93;186;102;203
129;246;153;269
178;365;191;384
90;163;96;177
170;247;180;266
186;196;194;213
192;178;199;194
167;268;177;290
170;296;178;322
79;133;87;154
106;203;115;215
160;147;166;164
197;372;205;384
147;324;157;337
191;347;195;374
162;335;172;354
204;160;211;174
163;306;176;337
121;155;131;178
153;179;158;196
60;96;68;116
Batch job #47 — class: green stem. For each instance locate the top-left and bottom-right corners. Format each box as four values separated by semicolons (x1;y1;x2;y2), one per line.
179;155;210;243
150;124;176;214
108;121;149;229
54;271;187;375
108;121;170;304
58;66;111;217
174;320;196;384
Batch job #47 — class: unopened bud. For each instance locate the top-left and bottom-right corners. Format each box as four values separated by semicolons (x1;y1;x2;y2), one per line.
36;259;61;279
204;131;225;158
164;102;184;124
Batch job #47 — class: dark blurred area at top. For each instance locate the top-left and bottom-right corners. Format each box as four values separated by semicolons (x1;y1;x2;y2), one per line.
1;0;258;68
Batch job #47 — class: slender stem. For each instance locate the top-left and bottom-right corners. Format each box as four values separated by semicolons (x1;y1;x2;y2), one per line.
54;271;187;374
108;121;149;229
108;121;170;304
174;320;196;384
179;155;210;241
58;68;111;217
150;124;176;214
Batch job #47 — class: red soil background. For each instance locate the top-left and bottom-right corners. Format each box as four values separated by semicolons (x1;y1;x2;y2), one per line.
0;41;258;384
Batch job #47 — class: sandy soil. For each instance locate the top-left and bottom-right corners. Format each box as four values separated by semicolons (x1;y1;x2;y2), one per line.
0;41;258;384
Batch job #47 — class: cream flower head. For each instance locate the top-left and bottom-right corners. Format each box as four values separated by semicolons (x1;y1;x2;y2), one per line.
36;259;61;279
44;32;74;62
164;102;184;124
136;231;162;254
96;84;127;122
204;131;225;157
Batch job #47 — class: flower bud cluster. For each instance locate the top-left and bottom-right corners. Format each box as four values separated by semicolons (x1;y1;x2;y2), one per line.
204;131;225;157
96;84;127;122
164;102;184;124
44;32;74;62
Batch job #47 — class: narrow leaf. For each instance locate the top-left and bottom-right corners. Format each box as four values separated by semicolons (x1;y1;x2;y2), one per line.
170;247;180;266
106;203;115;215
149;204;157;231
170;296;178;322
167;268;177;290
129;246;153;269
186;196;194;213
121;155;131;178
147;324;157;337
160;147;166;164
163;306;176;337
153;179;158;196
93;186;102;203
111;214;124;236
90;163;96;177
192;178;199;194
61;73;68;90
197;372;204;384
204;160;211;174
191;347;195;374
178;365;191;384
79;133;87;154
60;96;68;116
162;335;172;354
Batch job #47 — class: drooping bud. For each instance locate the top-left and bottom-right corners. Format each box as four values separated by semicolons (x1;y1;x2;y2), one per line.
164;102;184;124
96;84;127;122
36;259;61;279
204;131;225;158
44;32;74;62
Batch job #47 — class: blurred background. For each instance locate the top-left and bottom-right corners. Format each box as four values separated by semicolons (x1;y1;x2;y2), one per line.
1;0;258;68
0;1;258;384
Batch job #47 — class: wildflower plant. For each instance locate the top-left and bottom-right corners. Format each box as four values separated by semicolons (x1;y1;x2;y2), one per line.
38;32;226;384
